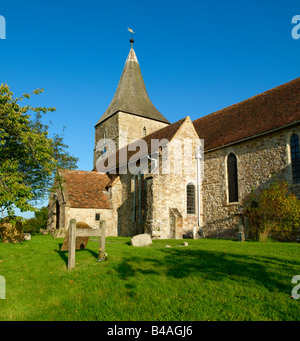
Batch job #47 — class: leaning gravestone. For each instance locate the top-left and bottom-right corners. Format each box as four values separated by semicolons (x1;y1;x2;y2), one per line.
53;228;66;239
60;222;91;251
131;233;152;247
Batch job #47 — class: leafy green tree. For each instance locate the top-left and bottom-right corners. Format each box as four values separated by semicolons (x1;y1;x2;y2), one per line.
0;84;78;216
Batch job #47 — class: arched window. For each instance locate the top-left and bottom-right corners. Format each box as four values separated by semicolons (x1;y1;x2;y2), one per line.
56;200;60;229
291;134;300;184
227;153;238;203
187;183;196;214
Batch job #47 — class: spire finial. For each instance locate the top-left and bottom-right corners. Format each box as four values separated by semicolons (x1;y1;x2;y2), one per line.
128;27;135;48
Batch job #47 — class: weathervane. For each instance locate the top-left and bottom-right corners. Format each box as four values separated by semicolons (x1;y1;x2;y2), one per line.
128;27;135;48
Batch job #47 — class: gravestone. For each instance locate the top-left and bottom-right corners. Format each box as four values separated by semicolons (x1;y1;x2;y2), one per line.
131;233;152;247
53;228;66;239
23;233;31;241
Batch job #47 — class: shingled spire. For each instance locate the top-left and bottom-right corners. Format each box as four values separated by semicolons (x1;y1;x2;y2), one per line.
95;46;170;126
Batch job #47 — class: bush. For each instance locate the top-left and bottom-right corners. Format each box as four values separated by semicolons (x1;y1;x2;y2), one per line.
22;207;48;235
243;180;300;242
0;216;24;243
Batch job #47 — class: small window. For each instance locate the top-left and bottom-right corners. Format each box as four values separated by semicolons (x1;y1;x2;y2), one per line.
95;213;100;221
291;134;300;184
227;153;238;202
143;127;147;137
187;183;196;214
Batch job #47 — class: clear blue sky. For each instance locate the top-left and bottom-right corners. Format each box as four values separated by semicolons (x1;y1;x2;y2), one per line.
1;0;300;217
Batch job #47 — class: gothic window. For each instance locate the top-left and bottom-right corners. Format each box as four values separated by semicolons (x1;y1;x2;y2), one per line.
291;134;300;184
56;200;60;229
227;153;239;203
187;183;196;214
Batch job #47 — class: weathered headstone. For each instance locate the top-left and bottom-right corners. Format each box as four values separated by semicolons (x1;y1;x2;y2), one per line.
130;233;152;247
23;233;31;241
53;228;66;239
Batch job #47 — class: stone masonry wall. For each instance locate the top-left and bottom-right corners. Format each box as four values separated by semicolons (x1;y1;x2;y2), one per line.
94;111;169;168
107;117;202;239
67;207;115;235
47;189;67;231
148;118;201;239
202;124;300;238
118;111;169;147
94;113;119;168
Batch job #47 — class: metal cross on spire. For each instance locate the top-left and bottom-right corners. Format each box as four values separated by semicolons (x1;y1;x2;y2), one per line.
128;27;135;48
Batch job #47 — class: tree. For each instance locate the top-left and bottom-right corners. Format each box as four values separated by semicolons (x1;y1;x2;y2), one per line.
0;84;78;216
23;206;49;235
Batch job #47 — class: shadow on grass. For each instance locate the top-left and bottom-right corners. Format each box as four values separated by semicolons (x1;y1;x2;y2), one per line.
116;256;159;280
55;243;99;267
114;247;300;294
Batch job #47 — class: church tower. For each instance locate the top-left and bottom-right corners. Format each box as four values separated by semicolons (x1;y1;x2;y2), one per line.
93;39;170;167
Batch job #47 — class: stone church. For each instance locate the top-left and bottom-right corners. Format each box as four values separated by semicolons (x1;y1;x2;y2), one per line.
47;41;300;240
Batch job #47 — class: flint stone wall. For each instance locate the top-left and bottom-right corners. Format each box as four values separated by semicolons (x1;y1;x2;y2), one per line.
94;111;169;168
202;125;300;238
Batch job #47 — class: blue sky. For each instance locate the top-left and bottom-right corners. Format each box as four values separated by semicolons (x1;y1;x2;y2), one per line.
1;0;300;217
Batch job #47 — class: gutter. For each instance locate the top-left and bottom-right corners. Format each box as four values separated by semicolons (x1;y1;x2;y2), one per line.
195;146;202;237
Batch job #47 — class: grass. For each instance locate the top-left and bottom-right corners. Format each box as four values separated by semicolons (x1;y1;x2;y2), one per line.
0;235;299;321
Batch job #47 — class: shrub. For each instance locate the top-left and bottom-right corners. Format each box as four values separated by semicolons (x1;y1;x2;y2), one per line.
0;216;24;243
243;180;300;242
22;206;48;235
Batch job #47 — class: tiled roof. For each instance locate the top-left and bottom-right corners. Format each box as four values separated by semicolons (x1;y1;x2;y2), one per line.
97;117;187;173
60;170;112;209
122;116;186;163
193;77;300;151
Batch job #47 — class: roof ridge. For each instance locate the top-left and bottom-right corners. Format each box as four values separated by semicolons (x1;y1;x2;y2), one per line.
194;77;300;123
193;77;300;151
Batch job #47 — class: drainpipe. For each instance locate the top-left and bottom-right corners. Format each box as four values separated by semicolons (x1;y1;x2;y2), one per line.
148;151;159;173
195;145;202;238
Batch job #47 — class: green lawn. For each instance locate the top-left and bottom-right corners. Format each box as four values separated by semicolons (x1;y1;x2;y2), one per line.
0;235;299;321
